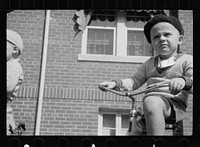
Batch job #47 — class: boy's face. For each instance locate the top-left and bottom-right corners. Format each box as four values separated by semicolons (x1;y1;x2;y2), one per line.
7;41;20;61
150;22;183;59
7;41;14;61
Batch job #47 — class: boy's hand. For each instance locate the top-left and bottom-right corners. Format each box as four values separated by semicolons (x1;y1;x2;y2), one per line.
169;78;186;94
98;81;116;91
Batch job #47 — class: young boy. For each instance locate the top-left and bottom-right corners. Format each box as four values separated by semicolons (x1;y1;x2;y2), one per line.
7;29;24;135
99;15;193;135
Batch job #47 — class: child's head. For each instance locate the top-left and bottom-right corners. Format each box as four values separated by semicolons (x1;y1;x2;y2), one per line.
7;29;23;61
144;15;184;59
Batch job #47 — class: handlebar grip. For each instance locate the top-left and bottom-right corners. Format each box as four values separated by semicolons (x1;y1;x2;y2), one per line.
98;84;107;92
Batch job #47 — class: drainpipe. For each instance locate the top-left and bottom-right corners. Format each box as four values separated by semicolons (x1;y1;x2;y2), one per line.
35;10;51;135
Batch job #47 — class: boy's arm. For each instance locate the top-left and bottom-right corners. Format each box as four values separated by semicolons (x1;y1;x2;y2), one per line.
180;55;193;94
179;76;193;94
114;61;148;91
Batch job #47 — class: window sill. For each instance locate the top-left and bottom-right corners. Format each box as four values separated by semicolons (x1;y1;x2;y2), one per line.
78;54;151;63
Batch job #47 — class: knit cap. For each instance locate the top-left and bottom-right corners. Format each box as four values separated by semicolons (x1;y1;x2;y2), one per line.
144;14;184;43
7;29;24;53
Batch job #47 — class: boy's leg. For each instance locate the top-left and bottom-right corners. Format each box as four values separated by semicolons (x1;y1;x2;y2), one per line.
143;96;171;135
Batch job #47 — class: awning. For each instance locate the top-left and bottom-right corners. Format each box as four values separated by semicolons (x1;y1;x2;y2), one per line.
72;9;166;37
5;0;190;10
127;10;165;22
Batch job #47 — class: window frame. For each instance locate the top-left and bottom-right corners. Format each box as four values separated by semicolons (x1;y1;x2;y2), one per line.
98;111;129;136
126;27;153;57
78;11;152;63
81;26;116;56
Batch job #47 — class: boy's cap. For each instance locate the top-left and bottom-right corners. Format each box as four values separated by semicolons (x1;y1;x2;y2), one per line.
144;14;184;43
7;29;24;52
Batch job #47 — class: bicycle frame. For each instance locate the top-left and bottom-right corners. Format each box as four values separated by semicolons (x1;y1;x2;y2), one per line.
9;121;26;136
98;81;171;136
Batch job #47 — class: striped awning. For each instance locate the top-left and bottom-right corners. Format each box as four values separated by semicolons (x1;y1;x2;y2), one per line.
71;0;188;9
72;9;166;37
5;0;190;10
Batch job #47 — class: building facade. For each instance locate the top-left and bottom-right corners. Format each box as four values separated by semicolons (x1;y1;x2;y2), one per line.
7;10;193;135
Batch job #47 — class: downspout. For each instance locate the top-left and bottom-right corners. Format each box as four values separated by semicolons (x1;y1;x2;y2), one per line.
35;10;51;135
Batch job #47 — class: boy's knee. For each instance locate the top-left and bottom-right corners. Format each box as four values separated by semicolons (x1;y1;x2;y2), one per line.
143;96;171;118
144;96;165;112
143;96;163;107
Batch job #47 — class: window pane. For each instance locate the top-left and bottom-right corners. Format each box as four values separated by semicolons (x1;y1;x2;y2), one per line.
103;114;116;128
87;28;114;55
102;114;116;135
121;114;129;129
127;30;152;56
102;128;116;136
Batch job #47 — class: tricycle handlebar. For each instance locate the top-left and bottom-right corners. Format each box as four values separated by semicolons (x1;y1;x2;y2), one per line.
98;80;170;99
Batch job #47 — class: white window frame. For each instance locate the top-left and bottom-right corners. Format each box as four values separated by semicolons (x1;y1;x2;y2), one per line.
81;26;116;55
98;111;129;136
78;11;151;63
126;27;153;56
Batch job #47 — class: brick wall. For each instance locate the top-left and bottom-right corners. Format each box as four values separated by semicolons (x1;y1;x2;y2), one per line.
179;10;193;55
7;10;193;135
178;10;193;135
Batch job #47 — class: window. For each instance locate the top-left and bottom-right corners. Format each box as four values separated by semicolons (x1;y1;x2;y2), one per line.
86;27;115;55
127;29;152;56
102;114;116;135
98;110;129;136
78;10;166;63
